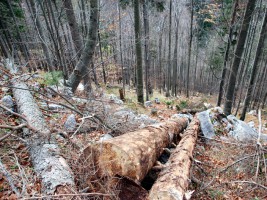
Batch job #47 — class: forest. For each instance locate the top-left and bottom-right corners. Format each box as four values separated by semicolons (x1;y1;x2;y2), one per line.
0;0;267;199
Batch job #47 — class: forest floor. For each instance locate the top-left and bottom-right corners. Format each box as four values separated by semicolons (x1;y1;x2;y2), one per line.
0;80;267;199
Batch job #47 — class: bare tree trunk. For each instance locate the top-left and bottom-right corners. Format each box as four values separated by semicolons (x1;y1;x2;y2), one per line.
63;0;83;58
166;0;172;97
118;4;125;94
217;0;238;106
98;30;107;84
0;33;10;58
240;8;267;120
26;0;53;71
134;0;144;103
7;0;30;63
172;16;179;97
186;0;193;98
143;0;151;100
224;0;256;115
67;0;99;92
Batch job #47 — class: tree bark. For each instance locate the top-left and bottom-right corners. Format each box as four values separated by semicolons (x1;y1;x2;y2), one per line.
134;0;144;103
11;81;76;195
143;0;151;100
148;118;200;200
67;0;99;92
217;0;239;106
240;8;267;121
172;16;179;97
63;0;83;58
79;117;189;183
224;0;256;115
186;0;193;98
166;0;172;97
27;0;54;71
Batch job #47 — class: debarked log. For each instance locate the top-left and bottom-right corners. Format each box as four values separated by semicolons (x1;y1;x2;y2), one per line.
12;81;77;195
79;117;189;183
149;118;200;200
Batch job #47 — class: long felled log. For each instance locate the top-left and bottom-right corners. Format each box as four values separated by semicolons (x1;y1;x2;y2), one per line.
149;118;200;200
79;117;189;183
12;81;76;195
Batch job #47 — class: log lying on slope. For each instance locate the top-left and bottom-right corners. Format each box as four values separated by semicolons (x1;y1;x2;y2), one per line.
12;81;76;195
79;117;189;183
149;118;200;200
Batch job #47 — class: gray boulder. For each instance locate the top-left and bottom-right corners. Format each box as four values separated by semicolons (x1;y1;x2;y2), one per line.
64;114;77;131
154;98;160;104
172;113;193;121
227;115;267;141
109;94;124;105
144;101;152;107
197;110;216;139
1;95;13;109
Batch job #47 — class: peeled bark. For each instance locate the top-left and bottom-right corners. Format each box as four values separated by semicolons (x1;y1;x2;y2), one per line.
149;118;200;200
79;117;189;183
11;81;76;195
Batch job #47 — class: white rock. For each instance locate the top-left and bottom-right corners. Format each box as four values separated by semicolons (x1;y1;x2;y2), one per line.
99;133;113;142
248;110;257;116
77;83;84;91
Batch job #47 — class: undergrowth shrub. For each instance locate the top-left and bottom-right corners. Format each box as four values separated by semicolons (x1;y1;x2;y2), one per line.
38;71;63;86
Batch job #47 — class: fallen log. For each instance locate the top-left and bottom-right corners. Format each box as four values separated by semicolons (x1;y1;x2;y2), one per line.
11;81;76;195
148;118;200;200
79;117;189;183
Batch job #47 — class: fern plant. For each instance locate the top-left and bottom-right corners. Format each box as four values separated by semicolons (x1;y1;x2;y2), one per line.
44;71;63;86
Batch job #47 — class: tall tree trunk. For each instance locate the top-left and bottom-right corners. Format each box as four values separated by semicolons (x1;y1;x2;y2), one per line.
143;0;151;100
166;0;172;97
67;0;99;92
172;16;179;97
134;0;144;103
217;0;239;106
186;0;193;98
240;8;267;121
158;17;166;92
7;1;30;63
63;0;83;58
224;0;256;115
27;0;53;71
0;33;10;58
118;4;125;94
98;30;107;84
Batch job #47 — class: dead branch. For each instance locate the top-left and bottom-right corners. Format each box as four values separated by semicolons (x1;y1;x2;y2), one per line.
0;132;12;142
220;154;256;173
232;180;267;190
0;158;21;197
0;123;28;130
22;192;115;199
